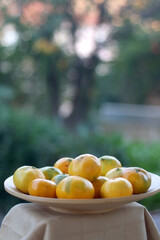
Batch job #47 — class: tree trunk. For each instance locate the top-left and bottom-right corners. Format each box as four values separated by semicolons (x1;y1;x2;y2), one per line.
46;59;60;117
65;55;98;128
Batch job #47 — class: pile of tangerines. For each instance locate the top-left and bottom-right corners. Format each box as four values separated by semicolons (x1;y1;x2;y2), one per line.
13;154;151;199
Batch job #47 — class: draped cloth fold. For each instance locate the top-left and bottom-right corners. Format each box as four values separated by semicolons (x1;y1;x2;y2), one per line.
0;202;159;240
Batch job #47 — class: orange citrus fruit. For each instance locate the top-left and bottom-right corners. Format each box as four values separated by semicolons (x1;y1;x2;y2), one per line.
99;155;122;176
28;179;57;198
106;167;126;179
100;177;133;198
68;153;101;182
56;176;95;199
92;176;109;198
39;166;62;180
54;157;73;174
122;167;151;194
13;166;45;194
51;174;69;185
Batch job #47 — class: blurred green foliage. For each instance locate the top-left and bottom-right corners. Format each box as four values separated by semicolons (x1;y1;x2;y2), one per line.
101;22;160;105
0;107;160;213
1;0;160;126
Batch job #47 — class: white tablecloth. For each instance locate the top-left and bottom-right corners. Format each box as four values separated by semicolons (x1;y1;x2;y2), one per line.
0;202;159;240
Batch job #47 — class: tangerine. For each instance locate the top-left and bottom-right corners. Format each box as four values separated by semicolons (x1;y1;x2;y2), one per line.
51;174;69;185
28;178;57;198
56;176;95;199
13;166;45;194
100;177;133;198
92;176;109;198
68;153;101;182
99;155;122;176
39;166;62;180
54;157;73;174
122;167;151;194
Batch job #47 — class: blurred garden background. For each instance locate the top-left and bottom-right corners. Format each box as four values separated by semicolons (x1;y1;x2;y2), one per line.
1;0;160;215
